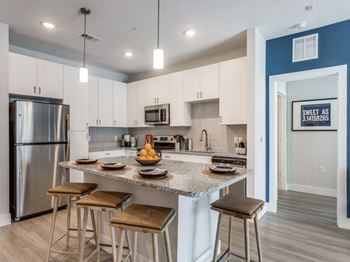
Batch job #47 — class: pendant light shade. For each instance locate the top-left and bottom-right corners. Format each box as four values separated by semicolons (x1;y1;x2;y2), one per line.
153;0;164;70
79;67;89;83
79;7;91;83
153;48;164;69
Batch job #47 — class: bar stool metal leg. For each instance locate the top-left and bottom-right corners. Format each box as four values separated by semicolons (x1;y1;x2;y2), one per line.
254;216;262;262
212;212;222;262
132;232;138;262
46;196;59;262
65;196;72;249
152;233;159;262
80;207;89;262
116;229;126;262
228;216;232;256
244;219;250;262
164;228;172;262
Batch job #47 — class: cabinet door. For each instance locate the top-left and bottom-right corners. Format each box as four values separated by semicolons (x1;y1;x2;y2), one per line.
36;59;64;99
157;75;170;104
200;63;219;100
88;76;99;126
63;66;89;131
98;78;113;127
170;72;191;126
136;80;147;127
127;82;138;127
146;77;158;106
69;130;89;182
112;81;127;127
9;53;37;96
183;68;201;102
219;57;247;125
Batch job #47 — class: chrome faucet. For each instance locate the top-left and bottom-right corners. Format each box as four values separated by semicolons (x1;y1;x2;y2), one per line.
200;129;210;151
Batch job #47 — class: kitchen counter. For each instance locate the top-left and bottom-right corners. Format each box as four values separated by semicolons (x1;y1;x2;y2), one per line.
60;156;252;261
59;156;251;198
161;149;247;158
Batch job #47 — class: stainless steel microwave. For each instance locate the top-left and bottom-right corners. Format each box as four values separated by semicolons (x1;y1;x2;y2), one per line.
144;104;170;125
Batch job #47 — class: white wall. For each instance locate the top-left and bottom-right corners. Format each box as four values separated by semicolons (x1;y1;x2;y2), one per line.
0;23;10;226
246;28;266;201
286;75;338;197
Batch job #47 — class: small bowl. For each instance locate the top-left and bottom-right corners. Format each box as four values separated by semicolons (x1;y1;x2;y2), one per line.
100;162;127;170
135;157;162;166
75;158;98;164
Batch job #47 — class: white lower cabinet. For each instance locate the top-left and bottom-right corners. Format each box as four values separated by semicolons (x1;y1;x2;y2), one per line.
69;131;89;182
162;153;211;164
219;57;248;125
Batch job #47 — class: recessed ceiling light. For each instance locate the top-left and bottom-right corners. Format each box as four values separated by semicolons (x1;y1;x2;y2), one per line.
41;22;55;29
184;29;196;37
123;51;133;57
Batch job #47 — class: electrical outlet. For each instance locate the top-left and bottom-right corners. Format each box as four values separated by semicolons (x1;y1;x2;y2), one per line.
114;136;118;141
319;166;326;173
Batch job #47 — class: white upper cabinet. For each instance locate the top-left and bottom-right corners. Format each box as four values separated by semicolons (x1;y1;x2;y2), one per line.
146;75;170;105
9;53;37;96
219;57;248;125
183;67;201;102
183;64;219;102
200;63;219;100
98;78;113;127
88;76;99;126
112;81;127;127
36;59;63;99
9;52;63;99
127;80;147;127
127;81;138;127
63;65;89;131
169;72;191;126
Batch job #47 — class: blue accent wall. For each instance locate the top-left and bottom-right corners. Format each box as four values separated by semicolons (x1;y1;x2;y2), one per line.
266;19;350;217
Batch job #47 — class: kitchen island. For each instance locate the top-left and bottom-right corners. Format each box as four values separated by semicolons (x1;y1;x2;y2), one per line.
60;157;252;262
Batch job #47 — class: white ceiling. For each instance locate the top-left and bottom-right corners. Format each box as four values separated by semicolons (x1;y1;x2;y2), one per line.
0;0;349;75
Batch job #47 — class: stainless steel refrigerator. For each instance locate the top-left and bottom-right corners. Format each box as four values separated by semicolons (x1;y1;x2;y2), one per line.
10;101;70;221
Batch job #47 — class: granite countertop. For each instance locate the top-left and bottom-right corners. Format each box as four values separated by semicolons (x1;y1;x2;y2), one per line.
59;157;252;198
161;149;247;158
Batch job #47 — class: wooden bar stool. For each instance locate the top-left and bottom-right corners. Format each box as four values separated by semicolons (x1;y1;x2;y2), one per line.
211;195;264;262
109;204;176;262
46;182;98;262
76;191;132;262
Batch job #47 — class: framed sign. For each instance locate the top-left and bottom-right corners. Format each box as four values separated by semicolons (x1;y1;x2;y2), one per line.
292;98;337;131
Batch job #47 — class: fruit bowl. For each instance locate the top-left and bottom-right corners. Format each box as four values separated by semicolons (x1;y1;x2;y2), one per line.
135;157;162;166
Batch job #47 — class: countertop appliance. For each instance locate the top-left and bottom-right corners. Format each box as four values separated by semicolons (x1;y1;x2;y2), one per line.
9;101;70;221
144;104;170;125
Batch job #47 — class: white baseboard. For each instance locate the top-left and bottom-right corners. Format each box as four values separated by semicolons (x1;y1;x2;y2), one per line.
0;213;11;227
287;183;337;197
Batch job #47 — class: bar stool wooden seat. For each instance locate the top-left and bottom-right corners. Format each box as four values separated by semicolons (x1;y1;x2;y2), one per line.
109;204;176;262
211;195;264;262
76;191;132;262
46;182;98;262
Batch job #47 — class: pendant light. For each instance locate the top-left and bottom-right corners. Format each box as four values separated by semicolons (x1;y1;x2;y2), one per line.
153;0;164;69
79;7;91;83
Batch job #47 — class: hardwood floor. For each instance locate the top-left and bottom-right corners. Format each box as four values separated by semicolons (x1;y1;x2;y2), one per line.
0;191;349;261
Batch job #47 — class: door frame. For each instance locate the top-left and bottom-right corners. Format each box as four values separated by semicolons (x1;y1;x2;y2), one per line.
269;65;349;229
277;92;287;191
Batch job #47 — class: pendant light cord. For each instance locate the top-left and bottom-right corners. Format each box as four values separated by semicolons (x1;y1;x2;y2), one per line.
157;0;160;48
83;12;87;67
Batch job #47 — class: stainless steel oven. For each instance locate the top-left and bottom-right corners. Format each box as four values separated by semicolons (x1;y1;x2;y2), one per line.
144;104;170;125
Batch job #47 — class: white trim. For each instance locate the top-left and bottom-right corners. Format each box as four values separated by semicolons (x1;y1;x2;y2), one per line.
269;65;350;229
292;33;319;63
287;184;337;197
0;213;11;227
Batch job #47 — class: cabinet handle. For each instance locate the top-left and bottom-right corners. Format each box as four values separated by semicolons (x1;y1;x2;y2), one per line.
200;91;203;99
33;86;36;94
96;119;98;125
38;87;41;95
